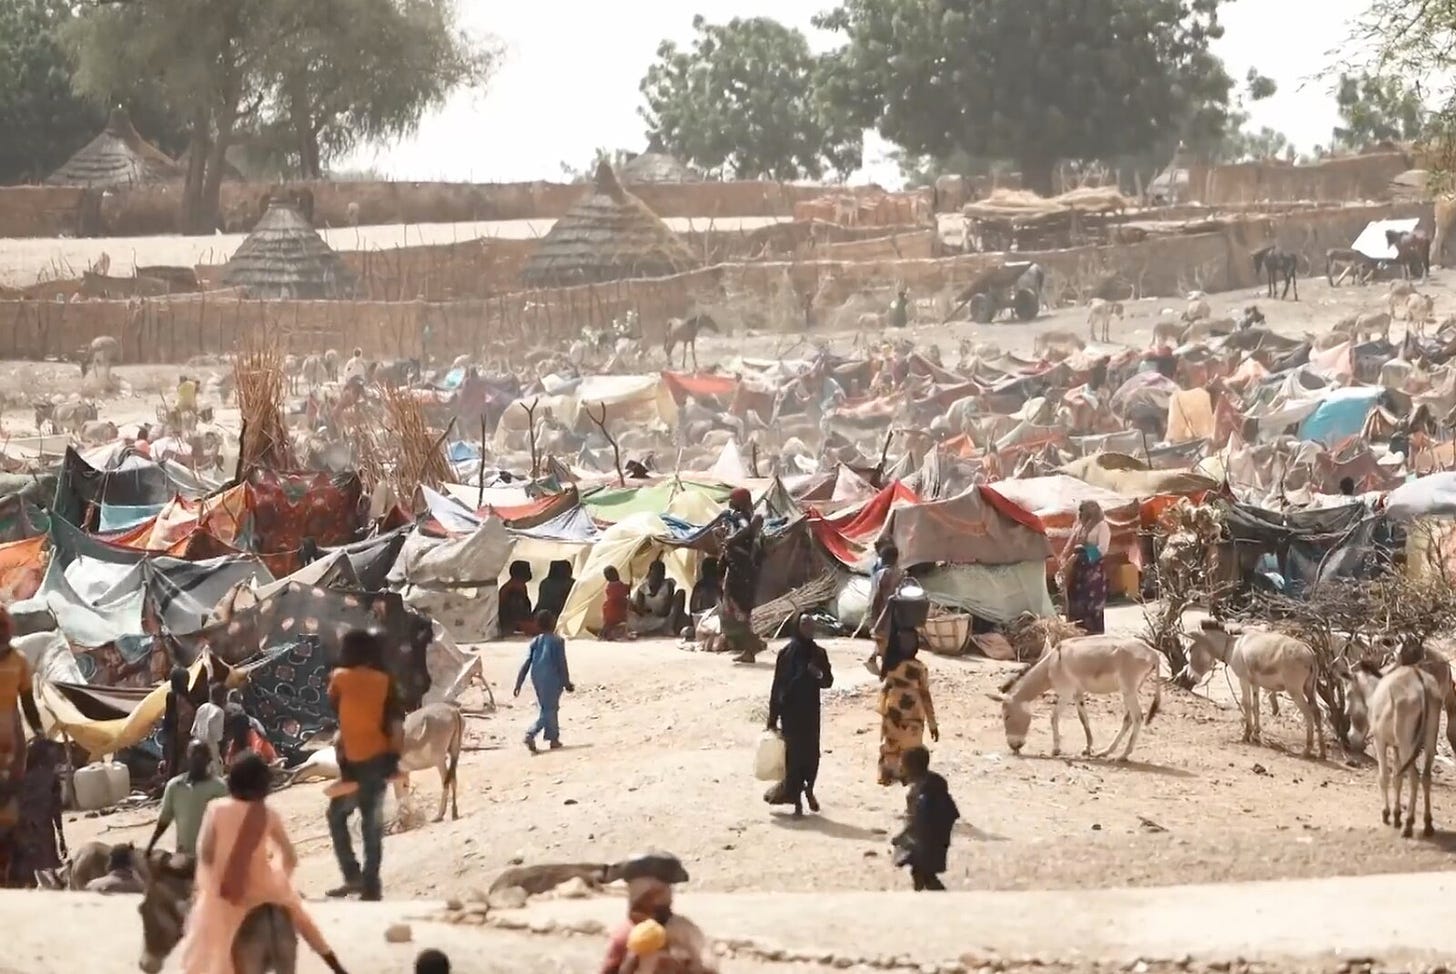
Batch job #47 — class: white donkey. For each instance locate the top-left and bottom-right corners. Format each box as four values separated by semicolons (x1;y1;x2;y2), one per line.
1342;659;1441;838
989;634;1162;761
1180;621;1325;759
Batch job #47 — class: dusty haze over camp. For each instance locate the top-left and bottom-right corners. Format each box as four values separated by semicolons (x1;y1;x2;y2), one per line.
341;0;1370;183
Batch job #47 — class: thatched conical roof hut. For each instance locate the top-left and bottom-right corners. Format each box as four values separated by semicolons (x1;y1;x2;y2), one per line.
47;108;183;188
220;199;357;299
521;161;700;287
621;140;698;185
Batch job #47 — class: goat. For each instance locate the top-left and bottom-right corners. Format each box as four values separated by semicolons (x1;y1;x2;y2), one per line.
1388;279;1417;317
1151;315;1184;348
1085;299;1123;342
281;354;301;394
1238;305;1266;330
1253;245;1298;300
1406;293;1435;337
1386;228;1432;281
1182;294;1211;323
1179;622;1324;758
1326;247;1378;286
299;354;326;390
1342;659;1440;837
1032;329;1085;360
988;634;1162;761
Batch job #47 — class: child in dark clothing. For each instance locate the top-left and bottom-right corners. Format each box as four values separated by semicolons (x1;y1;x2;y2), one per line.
892;746;959;891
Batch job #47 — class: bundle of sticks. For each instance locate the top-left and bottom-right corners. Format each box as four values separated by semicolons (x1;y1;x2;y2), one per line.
751;572;842;638
233;336;296;472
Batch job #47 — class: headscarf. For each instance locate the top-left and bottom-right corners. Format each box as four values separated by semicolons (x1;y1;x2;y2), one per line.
728;487;752;513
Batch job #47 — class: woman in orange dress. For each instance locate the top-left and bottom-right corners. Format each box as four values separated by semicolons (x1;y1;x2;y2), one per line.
180;753;348;974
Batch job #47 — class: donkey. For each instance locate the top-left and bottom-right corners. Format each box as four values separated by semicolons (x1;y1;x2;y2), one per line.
1253;245;1299;301
663;313;720;371
1085;298;1123;342
1341;637;1456;759
1341;659;1441;838
1179;621;1325;759
1386;228;1432;281
1326;247;1379;286
987;634;1162;761
139;850;297;974
393;701;465;822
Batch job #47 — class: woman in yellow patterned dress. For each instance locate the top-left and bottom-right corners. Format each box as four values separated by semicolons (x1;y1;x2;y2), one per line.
877;631;938;786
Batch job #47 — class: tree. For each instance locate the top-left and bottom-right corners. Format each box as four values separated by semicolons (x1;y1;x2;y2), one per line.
0;0;183;184
1331;72;1426;151
63;0;494;231
815;0;1230;194
258;0;496;179
639;15;862;181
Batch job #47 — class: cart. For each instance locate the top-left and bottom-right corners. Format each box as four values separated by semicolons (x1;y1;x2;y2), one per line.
946;261;1041;324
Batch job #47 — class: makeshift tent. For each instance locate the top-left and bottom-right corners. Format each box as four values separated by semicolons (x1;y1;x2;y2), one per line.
52;448;203;528
494;374;665;448
1213;498;1391;596
986;476;1140;565
557;491;723;636
40;518;272;647
1298;386;1386;446
582;478;734;523
389;519;512;642
1351;218;1420;261
882;487;1052;567
519;161;699;287
47;108;182;188
220;199;358;299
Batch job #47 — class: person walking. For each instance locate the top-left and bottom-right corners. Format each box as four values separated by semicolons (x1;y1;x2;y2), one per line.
325;630;401;901
514;611;573;753
159;667;196;780
8;738;66;888
892;746;959;891
147;740;228;857
866;542;905;674
0;606;44;883
179;753;348;974
765;612;834;818
877;621;938;786
1059;500;1110;635
191;683;228;772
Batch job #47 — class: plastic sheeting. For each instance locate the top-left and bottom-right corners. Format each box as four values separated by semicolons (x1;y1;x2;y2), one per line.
1298;386;1384;446
917;562;1056;623
1387;472;1456;522
390;520;512;642
556;495;723;637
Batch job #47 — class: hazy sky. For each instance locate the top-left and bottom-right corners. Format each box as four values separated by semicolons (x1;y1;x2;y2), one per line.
341;0;1374;184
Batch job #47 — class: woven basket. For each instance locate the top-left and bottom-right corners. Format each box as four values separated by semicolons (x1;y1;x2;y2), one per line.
922;612;972;657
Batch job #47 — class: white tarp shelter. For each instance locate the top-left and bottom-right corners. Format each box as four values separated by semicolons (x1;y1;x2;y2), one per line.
1351;217;1420;261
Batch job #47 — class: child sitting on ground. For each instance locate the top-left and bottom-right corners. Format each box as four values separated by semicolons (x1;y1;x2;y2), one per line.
600;566;633;641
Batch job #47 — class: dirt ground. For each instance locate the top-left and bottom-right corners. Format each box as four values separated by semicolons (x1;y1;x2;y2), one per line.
63;603;1456;904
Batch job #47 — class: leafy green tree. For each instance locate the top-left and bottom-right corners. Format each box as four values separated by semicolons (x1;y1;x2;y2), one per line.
258;0;496;179
815;0;1230;194
640;15;862;181
1331;72;1426;151
63;0;493;231
0;0;183;184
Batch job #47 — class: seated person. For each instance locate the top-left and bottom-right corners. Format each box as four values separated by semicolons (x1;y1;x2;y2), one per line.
600;566;632;642
499;561;535;636
537;560;575;620
630;560;688;636
689;557;723;615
